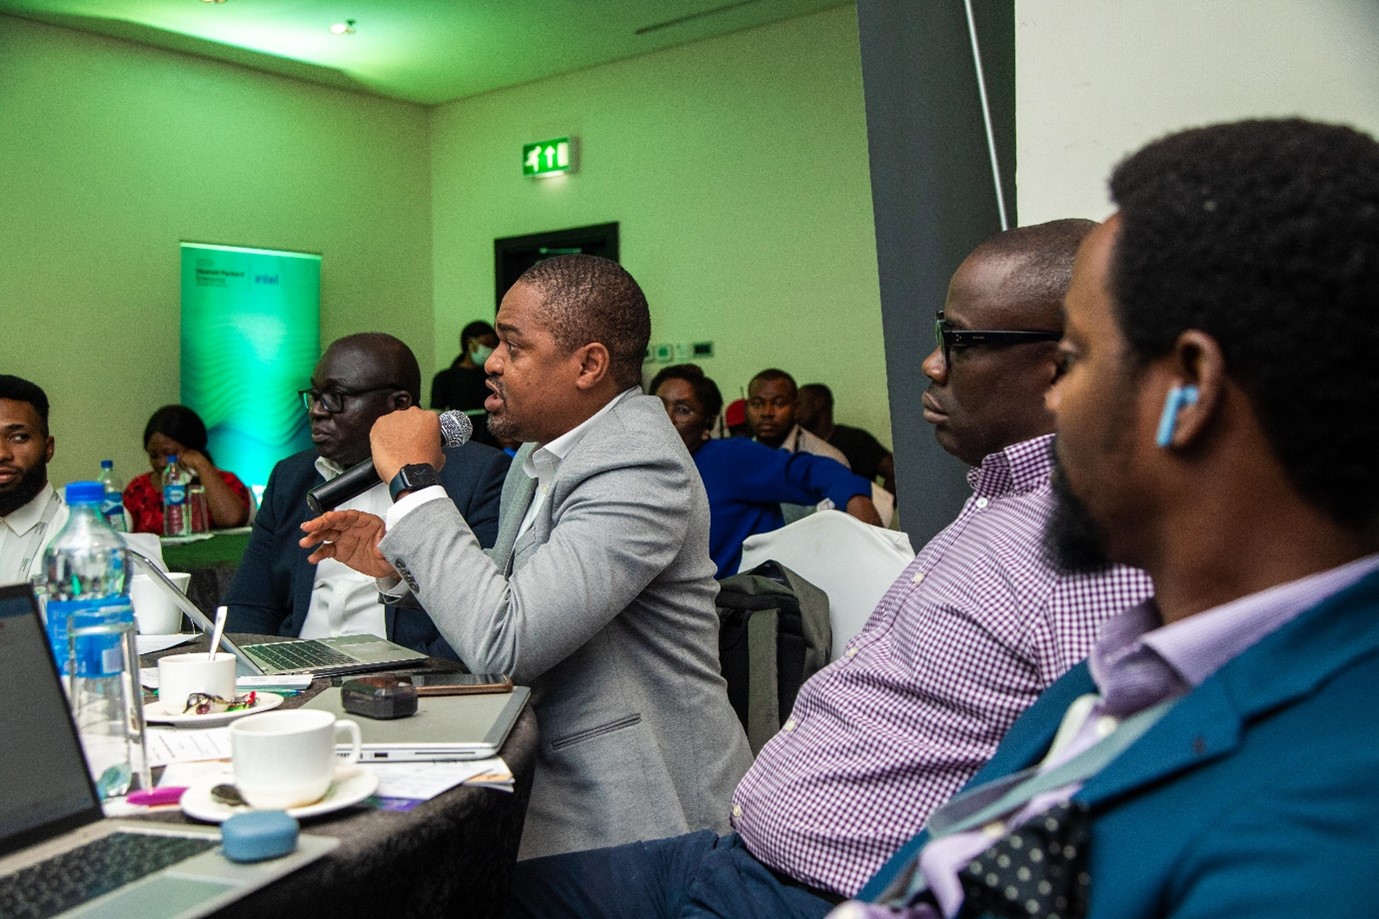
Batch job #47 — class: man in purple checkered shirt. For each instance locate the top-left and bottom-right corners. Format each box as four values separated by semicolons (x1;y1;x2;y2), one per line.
836;118;1379;919
510;220;1153;918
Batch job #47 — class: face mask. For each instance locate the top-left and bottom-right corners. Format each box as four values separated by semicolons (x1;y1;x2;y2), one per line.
469;344;494;365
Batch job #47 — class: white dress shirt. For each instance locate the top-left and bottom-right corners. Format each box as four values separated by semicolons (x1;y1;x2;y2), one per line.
300;456;390;639
0;483;66;586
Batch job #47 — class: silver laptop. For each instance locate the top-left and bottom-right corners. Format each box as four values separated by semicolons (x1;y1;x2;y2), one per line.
0;582;337;919
127;557;427;678
302;686;529;762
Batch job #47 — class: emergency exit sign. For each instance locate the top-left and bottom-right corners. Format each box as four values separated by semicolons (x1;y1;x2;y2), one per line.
523;137;575;177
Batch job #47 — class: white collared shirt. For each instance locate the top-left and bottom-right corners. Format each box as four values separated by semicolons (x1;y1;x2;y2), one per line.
0;483;67;585
300;456;390;639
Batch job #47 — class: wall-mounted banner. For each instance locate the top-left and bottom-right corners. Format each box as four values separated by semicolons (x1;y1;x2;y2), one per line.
180;242;321;495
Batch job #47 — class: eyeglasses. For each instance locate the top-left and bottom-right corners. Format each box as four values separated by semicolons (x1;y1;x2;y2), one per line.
934;311;1061;363
664;403;703;420
297;385;401;414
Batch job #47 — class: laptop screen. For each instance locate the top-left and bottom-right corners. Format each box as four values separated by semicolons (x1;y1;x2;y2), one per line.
0;583;104;857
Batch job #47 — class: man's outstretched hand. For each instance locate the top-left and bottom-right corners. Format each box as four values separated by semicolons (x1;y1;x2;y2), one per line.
300;510;396;579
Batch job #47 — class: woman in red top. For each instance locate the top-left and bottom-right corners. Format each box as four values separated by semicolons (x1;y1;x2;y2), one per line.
123;405;251;534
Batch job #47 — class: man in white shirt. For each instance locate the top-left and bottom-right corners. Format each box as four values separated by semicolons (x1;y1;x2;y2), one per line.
748;368;887;524
0;375;66;586
223;333;509;658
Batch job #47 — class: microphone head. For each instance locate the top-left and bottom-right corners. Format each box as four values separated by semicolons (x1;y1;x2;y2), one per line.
438;410;474;448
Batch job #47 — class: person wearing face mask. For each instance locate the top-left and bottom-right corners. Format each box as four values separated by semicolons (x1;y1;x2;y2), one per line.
430;319;499;446
649;364;879;578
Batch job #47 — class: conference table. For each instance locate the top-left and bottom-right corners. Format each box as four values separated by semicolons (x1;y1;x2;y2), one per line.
134;635;538;918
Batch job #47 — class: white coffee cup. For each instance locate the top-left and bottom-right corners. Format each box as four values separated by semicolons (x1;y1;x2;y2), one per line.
230;709;362;809
130;572;193;635
158;651;237;715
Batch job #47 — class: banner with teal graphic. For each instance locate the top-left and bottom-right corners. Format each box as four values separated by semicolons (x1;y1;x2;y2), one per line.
180;243;320;496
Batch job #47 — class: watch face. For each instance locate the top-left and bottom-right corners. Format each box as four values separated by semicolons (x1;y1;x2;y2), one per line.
404;464;438;486
391;464;438;500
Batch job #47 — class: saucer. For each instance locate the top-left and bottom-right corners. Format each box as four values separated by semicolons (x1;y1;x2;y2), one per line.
145;691;285;726
180;766;379;823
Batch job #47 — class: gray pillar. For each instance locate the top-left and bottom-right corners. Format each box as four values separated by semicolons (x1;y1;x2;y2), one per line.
856;0;1016;544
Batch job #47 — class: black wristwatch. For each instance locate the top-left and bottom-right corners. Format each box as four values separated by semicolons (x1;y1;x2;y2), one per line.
388;463;440;502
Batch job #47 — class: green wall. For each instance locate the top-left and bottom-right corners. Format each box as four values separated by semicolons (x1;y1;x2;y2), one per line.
0;15;433;488
430;6;887;440
1;5;886;492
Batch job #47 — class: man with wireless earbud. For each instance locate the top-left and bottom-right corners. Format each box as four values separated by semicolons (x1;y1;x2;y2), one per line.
833;118;1379;919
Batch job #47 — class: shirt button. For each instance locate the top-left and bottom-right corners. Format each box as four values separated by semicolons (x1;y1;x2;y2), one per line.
783;718;797;732
1096;715;1118;737
845;647;858;659
732;804;743;818
982;820;1005;838
975;497;990;509
911;571;925;584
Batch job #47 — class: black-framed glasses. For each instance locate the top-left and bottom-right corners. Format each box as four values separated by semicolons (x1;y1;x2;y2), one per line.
934;311;1061;362
297;385;401;414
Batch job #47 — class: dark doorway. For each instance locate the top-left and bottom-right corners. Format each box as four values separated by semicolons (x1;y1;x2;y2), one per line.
493;222;620;307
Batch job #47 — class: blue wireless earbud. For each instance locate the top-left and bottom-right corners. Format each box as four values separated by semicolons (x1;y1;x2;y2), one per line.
1154;384;1200;448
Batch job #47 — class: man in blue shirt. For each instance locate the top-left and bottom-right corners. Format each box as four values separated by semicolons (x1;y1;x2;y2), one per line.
649;364;878;577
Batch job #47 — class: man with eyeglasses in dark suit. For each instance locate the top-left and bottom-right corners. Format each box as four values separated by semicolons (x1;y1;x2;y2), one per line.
223;332;510;658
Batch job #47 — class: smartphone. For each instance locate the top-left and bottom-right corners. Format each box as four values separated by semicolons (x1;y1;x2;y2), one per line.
409;672;513;696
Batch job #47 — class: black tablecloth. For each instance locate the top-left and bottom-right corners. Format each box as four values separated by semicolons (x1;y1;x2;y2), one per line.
136;635;537;918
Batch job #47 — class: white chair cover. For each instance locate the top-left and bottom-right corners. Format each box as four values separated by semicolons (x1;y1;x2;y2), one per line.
739;509;915;661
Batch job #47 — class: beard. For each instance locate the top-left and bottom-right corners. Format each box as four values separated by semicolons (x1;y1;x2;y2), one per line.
485;408;519;443
0;462;49;517
1044;448;1116;575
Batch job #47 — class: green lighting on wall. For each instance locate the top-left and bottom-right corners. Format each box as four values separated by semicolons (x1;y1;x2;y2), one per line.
523;137;575;177
180;242;320;494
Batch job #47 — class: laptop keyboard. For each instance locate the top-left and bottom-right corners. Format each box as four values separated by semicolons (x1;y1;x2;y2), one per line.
0;831;217;918
250;640;357;671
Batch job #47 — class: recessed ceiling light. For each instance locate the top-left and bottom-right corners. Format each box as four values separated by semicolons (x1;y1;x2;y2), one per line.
330;19;357;35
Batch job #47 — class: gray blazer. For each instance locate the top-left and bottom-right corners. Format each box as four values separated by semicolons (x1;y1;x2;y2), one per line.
379;394;752;858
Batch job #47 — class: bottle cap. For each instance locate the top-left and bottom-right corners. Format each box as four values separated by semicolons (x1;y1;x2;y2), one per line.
65;481;104;505
100;459;113;469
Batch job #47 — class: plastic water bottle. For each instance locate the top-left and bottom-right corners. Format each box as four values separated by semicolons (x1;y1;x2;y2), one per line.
162;454;192;537
44;481;149;799
97;459;128;532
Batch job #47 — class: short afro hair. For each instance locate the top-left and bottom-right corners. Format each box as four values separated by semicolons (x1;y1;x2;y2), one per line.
460;320;496;345
517;255;651;390
648;363;724;423
0;375;49;435
748;368;797;397
1108;118;1379;527
143;405;215;464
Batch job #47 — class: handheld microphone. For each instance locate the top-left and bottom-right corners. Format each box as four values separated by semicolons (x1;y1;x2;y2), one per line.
305;409;473;514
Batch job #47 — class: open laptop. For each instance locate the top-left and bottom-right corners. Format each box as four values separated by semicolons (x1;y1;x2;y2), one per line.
0;582;337;919
303;685;530;762
127;555;427;678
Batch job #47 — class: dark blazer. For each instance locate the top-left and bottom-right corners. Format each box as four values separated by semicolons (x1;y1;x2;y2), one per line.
861;568;1379;917
224;442;510;659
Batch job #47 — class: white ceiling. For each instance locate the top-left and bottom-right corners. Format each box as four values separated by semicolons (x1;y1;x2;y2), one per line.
0;0;851;105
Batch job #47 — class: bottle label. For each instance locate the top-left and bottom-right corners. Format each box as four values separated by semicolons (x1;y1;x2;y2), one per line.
164;484;187;505
101;492;128;532
47;598;130;677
